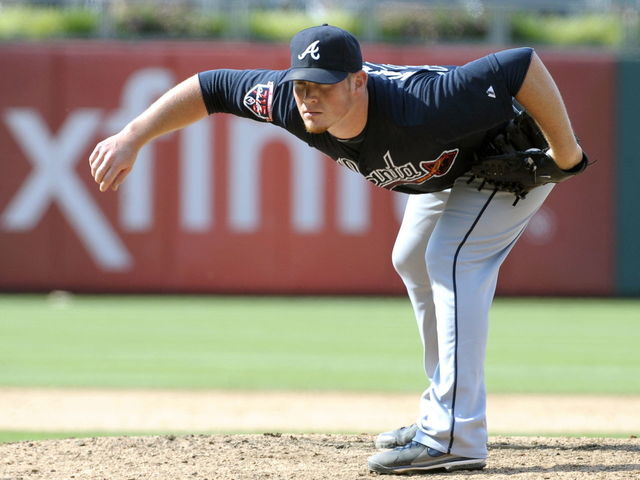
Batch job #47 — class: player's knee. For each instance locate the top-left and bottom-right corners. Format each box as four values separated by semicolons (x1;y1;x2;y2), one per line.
392;241;429;284
391;242;413;277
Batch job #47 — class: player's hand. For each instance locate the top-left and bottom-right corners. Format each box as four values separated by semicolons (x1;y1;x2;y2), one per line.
89;132;139;192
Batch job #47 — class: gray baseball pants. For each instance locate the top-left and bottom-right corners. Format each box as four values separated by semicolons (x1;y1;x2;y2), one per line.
391;176;553;458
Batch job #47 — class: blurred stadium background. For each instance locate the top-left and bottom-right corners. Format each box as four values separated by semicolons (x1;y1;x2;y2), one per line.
1;0;639;441
1;0;640;48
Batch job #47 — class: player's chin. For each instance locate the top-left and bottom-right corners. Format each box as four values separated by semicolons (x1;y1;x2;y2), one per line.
303;120;329;135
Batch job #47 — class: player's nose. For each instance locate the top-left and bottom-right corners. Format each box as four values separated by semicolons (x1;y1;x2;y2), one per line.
303;85;321;101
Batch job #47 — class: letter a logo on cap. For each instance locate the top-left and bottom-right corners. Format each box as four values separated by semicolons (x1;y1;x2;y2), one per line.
298;40;320;60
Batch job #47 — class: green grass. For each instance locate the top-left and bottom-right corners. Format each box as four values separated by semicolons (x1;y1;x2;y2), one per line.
0;431;133;443
487;298;640;394
0;295;422;391
0;429;632;445
1;295;639;394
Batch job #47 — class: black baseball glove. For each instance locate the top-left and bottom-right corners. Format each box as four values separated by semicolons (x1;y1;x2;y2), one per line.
469;110;588;205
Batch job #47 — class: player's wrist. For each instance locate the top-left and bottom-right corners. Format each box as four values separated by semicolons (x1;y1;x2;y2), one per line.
120;120;152;151
547;144;583;170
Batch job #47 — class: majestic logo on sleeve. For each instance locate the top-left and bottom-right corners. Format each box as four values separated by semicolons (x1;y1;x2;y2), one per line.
243;81;274;121
366;149;458;190
298;40;321;60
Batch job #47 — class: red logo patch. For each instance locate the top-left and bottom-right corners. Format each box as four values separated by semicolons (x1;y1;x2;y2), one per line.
418;149;458;181
243;81;274;121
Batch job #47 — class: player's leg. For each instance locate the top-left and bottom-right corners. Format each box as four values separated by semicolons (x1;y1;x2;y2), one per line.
369;179;553;473
415;179;554;459
391;191;449;383
376;191;449;449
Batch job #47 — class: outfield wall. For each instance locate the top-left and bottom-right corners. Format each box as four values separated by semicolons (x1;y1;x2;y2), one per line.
616;57;640;296
0;42;618;295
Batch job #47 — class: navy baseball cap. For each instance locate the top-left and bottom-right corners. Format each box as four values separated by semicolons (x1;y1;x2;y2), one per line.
281;24;363;84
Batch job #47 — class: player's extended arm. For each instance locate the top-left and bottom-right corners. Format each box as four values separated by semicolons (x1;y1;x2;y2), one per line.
514;52;583;170
89;74;207;192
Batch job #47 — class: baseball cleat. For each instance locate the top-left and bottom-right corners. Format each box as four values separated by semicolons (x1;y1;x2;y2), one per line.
368;441;486;474
374;423;418;449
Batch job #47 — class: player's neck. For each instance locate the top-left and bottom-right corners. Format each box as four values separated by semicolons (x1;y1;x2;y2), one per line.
328;89;369;140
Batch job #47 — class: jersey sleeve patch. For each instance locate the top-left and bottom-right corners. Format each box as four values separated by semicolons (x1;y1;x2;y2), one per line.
243;81;274;121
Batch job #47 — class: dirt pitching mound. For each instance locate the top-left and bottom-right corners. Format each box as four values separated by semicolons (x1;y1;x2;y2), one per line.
1;434;639;480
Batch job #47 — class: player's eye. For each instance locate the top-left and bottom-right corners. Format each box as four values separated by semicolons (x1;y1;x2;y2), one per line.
294;82;314;99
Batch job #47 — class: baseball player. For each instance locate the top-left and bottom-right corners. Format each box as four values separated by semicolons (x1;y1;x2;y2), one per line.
89;25;587;474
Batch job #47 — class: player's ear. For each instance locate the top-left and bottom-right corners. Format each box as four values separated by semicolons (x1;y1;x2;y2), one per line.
352;70;367;91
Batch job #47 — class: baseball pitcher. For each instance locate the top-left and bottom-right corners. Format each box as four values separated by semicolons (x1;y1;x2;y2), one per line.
89;25;587;474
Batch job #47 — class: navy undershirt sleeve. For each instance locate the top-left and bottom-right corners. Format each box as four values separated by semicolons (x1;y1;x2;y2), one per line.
493;47;534;96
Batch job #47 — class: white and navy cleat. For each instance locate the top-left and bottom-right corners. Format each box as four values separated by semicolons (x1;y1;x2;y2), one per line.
368;441;486;474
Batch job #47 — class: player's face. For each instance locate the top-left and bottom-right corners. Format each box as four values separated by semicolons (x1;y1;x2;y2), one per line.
293;76;358;135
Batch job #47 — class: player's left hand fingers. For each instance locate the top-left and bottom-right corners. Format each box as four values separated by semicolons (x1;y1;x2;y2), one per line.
110;168;131;192
92;150;114;187
97;158;126;192
89;143;106;179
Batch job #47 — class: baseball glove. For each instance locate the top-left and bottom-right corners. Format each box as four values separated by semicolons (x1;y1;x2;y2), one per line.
469;110;588;205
